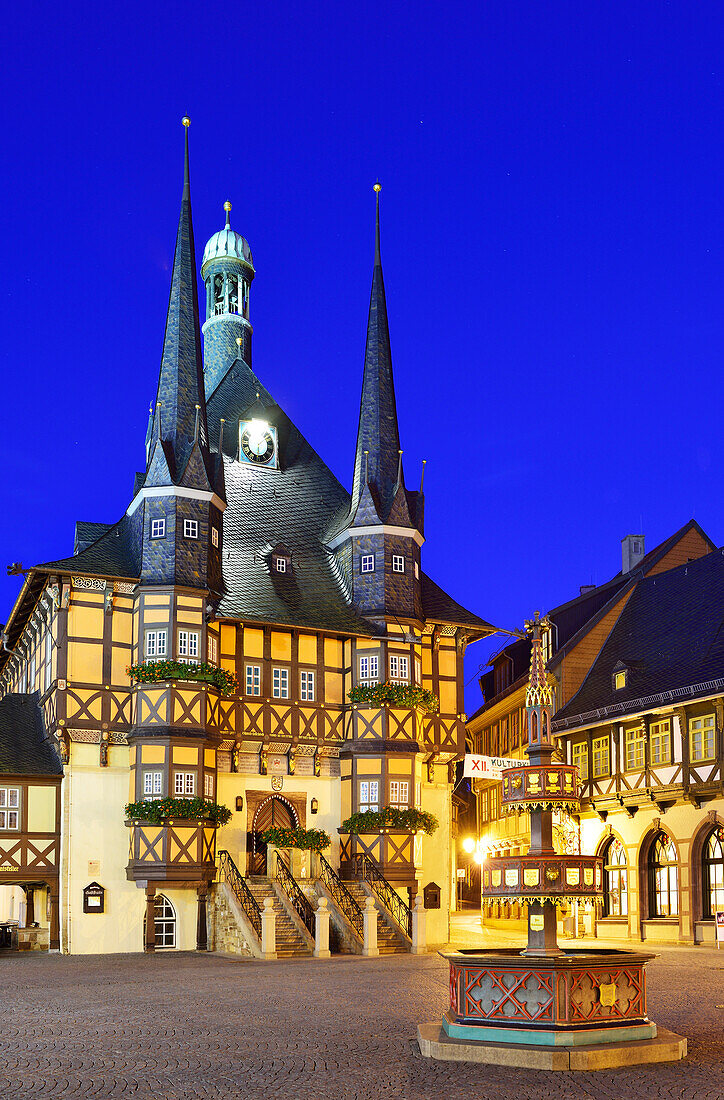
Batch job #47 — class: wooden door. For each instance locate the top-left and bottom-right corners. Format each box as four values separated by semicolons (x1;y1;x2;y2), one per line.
250;797;297;875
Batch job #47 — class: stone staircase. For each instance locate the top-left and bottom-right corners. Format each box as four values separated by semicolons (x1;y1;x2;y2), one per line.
247;878;313;959
339;881;410;954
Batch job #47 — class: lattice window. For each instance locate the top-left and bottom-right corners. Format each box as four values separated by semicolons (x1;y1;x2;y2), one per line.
272;667;289;699
592;736;610;778
690;715;716;763
649;719;671;766
207;634;219;665
174;772;195;796
392;555;405;573
0;787;20;830
361;554;375;573
300;670;315;701
152;894;176;949
359;780;379;811
602;837;628;917
204;772;214;798
178;630;199;663
151;519;166;539
389;654;409;682
183;519;199;539
703;827;724;919
359;655;378;683
624;727;646;771
144;630;167;660
649;832;678;917
389;780;409;809
143;771;163;798
245;665;261;696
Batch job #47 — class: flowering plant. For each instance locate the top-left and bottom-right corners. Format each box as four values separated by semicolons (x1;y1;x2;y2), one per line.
125;797;232;826
127;660;238;696
259;826;331;852
347;680;439;713
340;806;438;836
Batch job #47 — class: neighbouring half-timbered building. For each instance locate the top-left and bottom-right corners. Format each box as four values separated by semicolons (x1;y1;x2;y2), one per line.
465;522;721;942
0;123;493;954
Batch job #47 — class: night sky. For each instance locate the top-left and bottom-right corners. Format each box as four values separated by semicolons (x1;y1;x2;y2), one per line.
2;3;723;710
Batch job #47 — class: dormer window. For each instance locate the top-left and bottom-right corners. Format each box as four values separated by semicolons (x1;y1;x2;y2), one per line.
614;669;627;690
269;543;292;574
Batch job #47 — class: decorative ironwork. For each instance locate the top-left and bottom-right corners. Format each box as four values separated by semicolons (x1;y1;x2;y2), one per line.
353;852;412;939
274;852;315;939
217;850;261;939
318;852;363;937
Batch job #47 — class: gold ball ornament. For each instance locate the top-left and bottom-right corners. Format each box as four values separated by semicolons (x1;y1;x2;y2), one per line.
224;200;232;212
182;116;191;127
373;182;382;192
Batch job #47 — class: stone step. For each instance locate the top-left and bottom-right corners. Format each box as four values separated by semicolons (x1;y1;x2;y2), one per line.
246;882;312;957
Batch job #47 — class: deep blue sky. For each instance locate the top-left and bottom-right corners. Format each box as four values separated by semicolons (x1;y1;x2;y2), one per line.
1;3;723;709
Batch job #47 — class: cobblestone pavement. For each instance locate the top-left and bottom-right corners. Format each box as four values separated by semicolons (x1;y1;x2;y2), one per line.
0;943;722;1100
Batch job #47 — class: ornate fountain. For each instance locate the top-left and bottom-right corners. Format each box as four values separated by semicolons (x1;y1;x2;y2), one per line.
418;614;686;1070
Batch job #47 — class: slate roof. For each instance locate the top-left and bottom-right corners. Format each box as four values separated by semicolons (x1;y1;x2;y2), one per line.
34;515;140;580
0;693;62;776
343;191;421;532
553;548;724;727
419;573;496;631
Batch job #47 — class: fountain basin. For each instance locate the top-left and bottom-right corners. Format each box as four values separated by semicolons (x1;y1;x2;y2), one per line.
442;947;657;1045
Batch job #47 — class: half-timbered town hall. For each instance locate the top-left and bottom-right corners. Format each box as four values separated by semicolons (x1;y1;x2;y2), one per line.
0;122;493;954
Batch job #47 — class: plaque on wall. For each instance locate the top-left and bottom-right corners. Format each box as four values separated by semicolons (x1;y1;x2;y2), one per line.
423;882;441;909
82;882;105;914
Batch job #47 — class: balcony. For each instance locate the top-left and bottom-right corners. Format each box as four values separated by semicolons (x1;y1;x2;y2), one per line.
126;817;217;883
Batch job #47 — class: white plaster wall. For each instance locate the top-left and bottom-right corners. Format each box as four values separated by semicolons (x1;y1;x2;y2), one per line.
419;781;452;945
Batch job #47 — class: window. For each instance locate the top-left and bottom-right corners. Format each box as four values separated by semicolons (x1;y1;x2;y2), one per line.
649;719;671;766
572;741;589;781
614;670;627;690
207;634;218;665
28;654;36;691
501;717;509;754
359;780;379;811
389;654;409;681
211;527;219;548
272;667;289;699
389;780;409;808
703;827;724;919
151;894;176;949
174;772;195;796
414;561;419;579
624;727;646;771
602;837;628;917
648;832;678;917
361;554;375;573
511;709;520;749
245;665;261;696
144;630;167;660
0;788;20;830
300;670;315;701
183;519;199;539
274;556;286;573
392;555;404;573
177;630;199;662
414;656;422;686
204;773;214;799
592;735;610;778
151;518;166;539
143;771;163;798
690;715;716;763
359;655;379;682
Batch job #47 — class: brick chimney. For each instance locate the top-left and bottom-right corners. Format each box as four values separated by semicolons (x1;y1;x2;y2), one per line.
621;534;645;574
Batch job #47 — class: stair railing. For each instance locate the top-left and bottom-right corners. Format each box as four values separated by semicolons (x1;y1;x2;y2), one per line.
217;850;262;940
353;853;412;939
274;853;316;939
318;852;364;937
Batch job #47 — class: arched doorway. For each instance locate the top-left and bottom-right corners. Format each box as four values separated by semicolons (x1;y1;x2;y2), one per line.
250;796;298;875
142;893;177;949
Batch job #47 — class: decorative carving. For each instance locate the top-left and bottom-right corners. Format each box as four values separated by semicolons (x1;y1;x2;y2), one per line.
71;576;106;591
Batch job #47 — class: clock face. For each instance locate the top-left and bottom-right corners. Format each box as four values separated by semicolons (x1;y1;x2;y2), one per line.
240;421;276;465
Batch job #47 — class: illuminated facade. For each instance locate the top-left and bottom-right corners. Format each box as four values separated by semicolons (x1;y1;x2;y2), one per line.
0;124;493;954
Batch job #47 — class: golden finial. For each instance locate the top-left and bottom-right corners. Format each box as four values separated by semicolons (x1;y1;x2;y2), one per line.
224;200;232;212
373;181;381;192
182;116;191;128
236;336;243;348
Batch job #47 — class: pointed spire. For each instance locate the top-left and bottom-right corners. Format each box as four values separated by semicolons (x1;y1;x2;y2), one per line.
149;117;209;480
348;182;405;524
